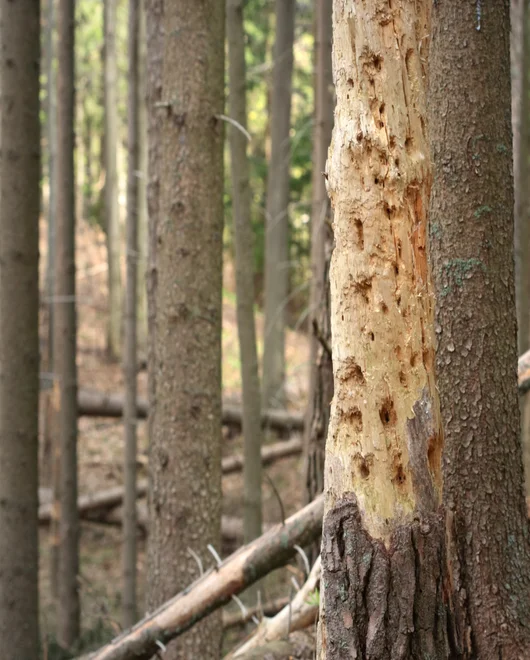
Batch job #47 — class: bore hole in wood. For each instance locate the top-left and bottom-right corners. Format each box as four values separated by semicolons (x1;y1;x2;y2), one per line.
379;398;397;427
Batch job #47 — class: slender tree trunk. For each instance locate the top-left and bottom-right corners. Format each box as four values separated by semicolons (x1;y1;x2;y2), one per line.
56;0;80;647
104;0;122;360
137;0;148;351
262;0;295;410
122;0;139;630
304;0;334;504
46;0;57;368
318;2;451;657
146;1;225;658
227;0;263;543
428;3;530;657
0;2;40;657
83;92;93;221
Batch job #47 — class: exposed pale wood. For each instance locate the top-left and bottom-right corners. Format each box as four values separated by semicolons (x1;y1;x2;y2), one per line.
222;598;290;630
77;496;324;660
76;388;304;433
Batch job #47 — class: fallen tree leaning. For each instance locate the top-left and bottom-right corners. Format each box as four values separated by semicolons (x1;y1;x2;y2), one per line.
77;495;324;660
518;348;530;394
77;388;304;434
38;437;303;524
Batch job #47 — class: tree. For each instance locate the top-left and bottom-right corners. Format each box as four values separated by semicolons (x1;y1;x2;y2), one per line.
304;0;334;504
227;0;263;543
104;0;122;360
262;0;295;410
122;0;139;629
136;0;148;350
318;2;450;656
429;2;530;656
55;0;80;647
146;1;225;658
0;1;40;657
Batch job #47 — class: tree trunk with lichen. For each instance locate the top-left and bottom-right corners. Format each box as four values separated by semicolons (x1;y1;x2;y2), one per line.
317;2;450;657
429;2;530;657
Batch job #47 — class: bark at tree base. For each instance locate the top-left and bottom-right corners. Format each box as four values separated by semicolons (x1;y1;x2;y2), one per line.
320;494;450;660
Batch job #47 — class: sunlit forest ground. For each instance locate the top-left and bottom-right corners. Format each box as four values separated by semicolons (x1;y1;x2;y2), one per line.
37;218;311;654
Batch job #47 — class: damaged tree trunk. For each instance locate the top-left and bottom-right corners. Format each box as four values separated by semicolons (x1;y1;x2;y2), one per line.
318;2;450;658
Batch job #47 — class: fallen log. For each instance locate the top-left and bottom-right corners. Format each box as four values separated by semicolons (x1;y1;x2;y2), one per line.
519;349;530;394
39;438;303;524
222;598;290;630
77;389;304;434
229;557;320;658
77;495;324;660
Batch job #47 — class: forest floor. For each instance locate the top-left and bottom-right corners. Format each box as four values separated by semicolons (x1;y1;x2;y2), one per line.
38;218;311;656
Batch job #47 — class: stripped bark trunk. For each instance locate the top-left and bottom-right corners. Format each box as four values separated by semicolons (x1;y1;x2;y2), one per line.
262;0;295;410
0;2;41;655
304;0;334;504
318;2;450;657
56;0;80;646
227;0;263;543
122;0;140;629
145;1;225;658
104;0;122;360
428;2;530;657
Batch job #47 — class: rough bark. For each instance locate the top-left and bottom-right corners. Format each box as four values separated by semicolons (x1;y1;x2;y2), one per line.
304;0;334;504
137;0;148;350
428;2;530;657
56;0;80;647
227;0;263;543
262;0;295;410
104;0;122;360
76;387;304;433
123;0;140;629
77;496;323;660
146;1;225;658
318;2;450;658
0;1;40;656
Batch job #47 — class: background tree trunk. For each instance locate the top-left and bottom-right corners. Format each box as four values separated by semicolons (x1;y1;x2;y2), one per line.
318;2;450;657
304;0;334;504
146;1;225;658
104;0;122;360
56;0;80;647
227;0;263;544
122;0;140;629
262;0;295;410
137;0;148;351
428;2;530;657
0;1;41;656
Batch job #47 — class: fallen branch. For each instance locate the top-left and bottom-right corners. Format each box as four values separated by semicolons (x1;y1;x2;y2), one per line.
222;597;290;630
77;495;324;660
39;438;303;524
519;349;530;394
228;557;321;658
77;389;304;434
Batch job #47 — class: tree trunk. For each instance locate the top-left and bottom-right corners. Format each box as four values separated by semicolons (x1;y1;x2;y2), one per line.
104;0;122;360
428;2;530;657
146;1;225;658
227;0;263;543
318;2;450;657
262;0;295;410
56;0;80;648
304;0;334;504
137;0;148;350
46;0;57;369
122;0;140;630
0;2;41;657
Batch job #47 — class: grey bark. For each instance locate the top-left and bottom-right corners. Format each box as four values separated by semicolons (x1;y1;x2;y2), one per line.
429;2;530;656
227;0;263;543
56;0;80;647
146;1;225;658
262;0;295;410
0;1;40;657
122;0;140;629
137;0;148;350
104;0;122;360
304;0;334;504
